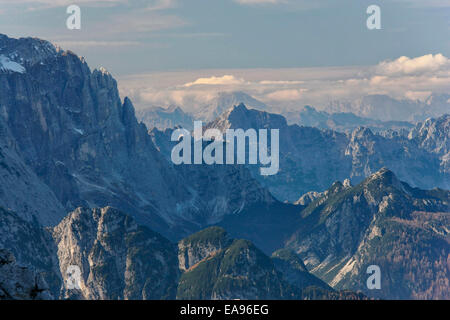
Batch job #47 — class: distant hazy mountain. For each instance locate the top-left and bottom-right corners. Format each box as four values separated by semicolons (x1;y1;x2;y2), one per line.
195;91;269;121
409;114;450;173
285;168;450;299
208;104;449;201
284;105;414;133
136;105;195;130
327;94;450;122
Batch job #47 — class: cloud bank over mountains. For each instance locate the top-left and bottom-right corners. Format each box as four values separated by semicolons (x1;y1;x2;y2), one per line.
375;54;450;76
119;53;450;113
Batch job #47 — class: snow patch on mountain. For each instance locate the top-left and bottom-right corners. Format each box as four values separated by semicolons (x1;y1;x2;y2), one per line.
0;54;25;73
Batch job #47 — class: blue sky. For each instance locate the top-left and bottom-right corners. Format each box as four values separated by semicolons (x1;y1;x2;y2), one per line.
1;0;449;110
0;0;449;74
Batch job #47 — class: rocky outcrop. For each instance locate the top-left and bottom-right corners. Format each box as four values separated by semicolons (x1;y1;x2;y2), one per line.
178;227;232;272
0;249;53;300
409;114;449;173
176;227;353;300
177;232;297;300
52;207;179;300
0;207;62;296
294;191;322;206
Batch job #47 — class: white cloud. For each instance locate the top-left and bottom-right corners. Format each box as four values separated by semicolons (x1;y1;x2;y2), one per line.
118;53;450;113
375;54;450;76
259;80;304;85
183;75;247;87
404;90;433;101
265;89;306;101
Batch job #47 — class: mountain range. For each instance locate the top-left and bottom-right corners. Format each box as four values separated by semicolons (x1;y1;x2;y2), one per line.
1;168;447;300
205;103;449;202
135;91;449;134
327;94;450;122
136;105;195;131
284;105;414;133
0;34;448;300
285;168;449;299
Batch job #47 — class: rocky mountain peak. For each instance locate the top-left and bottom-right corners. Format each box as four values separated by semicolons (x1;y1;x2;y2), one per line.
207;103;287;131
195;91;269;122
53;206;179;300
0;34;60;69
362;167;410;196
271;249;308;272
409;114;449;155
349;126;375;140
178;227;232;272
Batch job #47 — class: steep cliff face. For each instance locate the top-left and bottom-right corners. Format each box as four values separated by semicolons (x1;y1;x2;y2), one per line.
0;207;62;296
53;207;178;299
0;35;281;238
178;226;232;272
271;249;331;291
52;207;179;300
0;120;65;225
0;34;192;230
344;126;446;190
0;249;53;300
409;114;450;173
150;126;276;228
